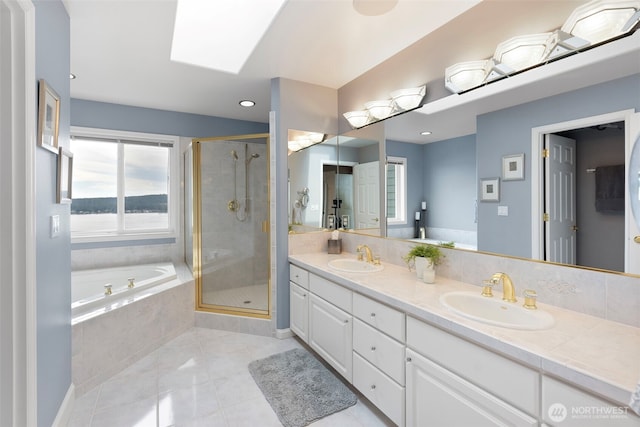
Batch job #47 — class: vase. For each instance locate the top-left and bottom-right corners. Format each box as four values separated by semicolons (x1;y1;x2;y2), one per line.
422;261;436;284
414;257;430;280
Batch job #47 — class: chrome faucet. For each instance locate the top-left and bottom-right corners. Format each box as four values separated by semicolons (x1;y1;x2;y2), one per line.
483;272;517;303
356;244;374;263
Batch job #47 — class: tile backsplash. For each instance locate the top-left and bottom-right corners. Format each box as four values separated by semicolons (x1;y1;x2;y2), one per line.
289;231;640;328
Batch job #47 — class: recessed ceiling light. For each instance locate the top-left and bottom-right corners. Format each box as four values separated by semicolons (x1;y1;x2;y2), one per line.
421;131;432;136
70;73;76;79
239;100;256;107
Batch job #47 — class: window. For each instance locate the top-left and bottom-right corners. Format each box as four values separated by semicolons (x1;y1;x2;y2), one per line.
386;156;407;224
69;127;178;242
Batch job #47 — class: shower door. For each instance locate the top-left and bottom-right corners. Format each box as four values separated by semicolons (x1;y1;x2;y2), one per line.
191;134;270;318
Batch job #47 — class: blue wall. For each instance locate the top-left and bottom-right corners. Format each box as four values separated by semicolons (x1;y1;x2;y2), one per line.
34;1;71;425
477;73;640;257
71;99;268;136
423;135;477;231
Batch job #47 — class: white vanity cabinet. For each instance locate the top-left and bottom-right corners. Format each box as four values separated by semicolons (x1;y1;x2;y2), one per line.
289;264;309;343
308;274;353;382
541;376;640;427
352;293;406;426
406;317;538;427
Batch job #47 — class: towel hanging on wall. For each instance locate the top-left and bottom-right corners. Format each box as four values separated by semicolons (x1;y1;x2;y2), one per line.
595;164;624;213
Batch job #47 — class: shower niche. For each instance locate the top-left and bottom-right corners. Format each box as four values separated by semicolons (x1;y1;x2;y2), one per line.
185;133;270;318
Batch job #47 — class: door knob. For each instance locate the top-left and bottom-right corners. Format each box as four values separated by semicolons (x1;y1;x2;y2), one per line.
634;236;640;244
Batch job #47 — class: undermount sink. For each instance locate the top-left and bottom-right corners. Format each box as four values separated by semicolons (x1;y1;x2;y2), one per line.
328;258;384;273
440;291;554;330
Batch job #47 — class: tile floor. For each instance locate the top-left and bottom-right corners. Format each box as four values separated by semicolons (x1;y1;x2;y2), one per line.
69;327;394;427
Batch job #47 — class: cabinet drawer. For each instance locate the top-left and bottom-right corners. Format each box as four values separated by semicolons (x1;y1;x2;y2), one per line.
310;273;352;313
289;264;309;289
407;317;538;416
542;376;640;427
406;349;537;427
353;319;405;385
353;352;404;427
353;293;405;343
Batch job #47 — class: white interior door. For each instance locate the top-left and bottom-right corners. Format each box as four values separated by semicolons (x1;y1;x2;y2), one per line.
545;134;577;265
354;161;380;229
626;112;640;274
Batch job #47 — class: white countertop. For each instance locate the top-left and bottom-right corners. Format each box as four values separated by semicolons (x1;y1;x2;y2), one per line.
289;252;640;407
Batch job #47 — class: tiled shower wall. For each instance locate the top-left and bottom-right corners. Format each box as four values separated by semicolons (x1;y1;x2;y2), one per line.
289;231;640;328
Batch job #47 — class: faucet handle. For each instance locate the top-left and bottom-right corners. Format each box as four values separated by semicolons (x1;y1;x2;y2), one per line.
523;289;537;310
481;280;494;297
356;248;364;261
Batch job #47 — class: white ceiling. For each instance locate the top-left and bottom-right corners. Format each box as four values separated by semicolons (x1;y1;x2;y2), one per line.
65;0;480;124
65;0;640;143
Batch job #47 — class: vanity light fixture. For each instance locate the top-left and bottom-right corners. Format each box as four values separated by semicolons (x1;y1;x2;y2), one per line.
492;33;552;74
563;0;640;45
343;110;371;128
239;100;256;107
390;85;427;110
364;99;395;120
344;84;426;129
445;60;490;93
444;0;640;94
287;131;326;154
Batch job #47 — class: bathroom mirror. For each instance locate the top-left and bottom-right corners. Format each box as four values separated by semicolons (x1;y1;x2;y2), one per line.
380;101;638;275
287;129;337;232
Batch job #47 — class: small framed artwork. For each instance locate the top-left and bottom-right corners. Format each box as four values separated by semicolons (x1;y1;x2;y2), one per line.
37;79;61;154
480;178;500;202
57;147;73;204
502;153;525;181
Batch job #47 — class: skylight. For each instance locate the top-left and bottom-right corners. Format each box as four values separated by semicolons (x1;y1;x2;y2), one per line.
171;0;287;74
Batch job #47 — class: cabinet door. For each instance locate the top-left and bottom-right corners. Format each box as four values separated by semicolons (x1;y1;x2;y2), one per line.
309;294;353;382
406;349;537;427
290;282;308;343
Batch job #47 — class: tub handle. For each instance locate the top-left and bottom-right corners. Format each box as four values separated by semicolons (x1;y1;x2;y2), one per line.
128;277;135;289
104;284;112;296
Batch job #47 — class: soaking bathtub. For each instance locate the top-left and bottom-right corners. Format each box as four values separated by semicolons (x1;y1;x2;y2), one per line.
71;262;177;323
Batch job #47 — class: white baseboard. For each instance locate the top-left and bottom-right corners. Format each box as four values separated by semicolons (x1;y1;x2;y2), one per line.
52;383;75;427
275;328;293;339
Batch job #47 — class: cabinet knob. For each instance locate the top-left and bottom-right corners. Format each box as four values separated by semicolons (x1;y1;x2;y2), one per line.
371;346;376;351
370;384;376;390
370;312;376;317
406;357;412;362
344;319;349;323
302;293;307;297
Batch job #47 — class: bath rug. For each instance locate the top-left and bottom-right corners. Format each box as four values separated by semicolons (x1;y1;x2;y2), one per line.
248;348;357;427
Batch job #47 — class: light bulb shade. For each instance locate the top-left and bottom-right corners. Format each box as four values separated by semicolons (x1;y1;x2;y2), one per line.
562;0;640;45
343;110;370;128
445;60;489;93
493;33;552;73
390;85;426;110
364;99;394;120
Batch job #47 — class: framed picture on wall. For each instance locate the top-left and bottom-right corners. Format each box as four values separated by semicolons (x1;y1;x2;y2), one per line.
502;153;525;181
57;147;73;204
480;178;500;202
37;79;61;154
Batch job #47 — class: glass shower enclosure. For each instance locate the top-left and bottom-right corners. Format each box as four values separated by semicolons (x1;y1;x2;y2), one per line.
185;133;270;318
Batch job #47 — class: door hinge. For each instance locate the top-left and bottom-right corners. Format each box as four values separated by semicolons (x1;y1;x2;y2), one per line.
542;149;549;158
543;212;550;222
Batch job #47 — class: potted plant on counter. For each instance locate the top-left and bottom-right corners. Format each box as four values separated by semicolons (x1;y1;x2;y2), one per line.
403;244;444;283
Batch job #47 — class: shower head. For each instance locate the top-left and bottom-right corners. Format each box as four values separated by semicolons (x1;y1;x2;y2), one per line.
231;150;238;160
246;152;260;164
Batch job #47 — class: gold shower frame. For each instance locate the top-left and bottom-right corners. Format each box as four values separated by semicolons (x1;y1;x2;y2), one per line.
192;133;271;319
